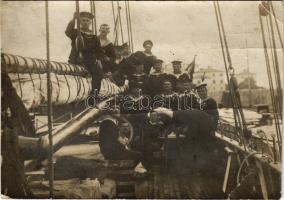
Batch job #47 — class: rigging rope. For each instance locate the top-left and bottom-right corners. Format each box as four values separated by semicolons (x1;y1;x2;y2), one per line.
127;1;134;52
213;1;249;150
125;1;131;50
111;1;118;46
92;1;97;35
113;12;120;45
270;2;283;48
90;1;94;33
216;1;249;132
45;1;54;197
117;1;124;44
267;2;282;113
259;7;282;154
265;16;282;114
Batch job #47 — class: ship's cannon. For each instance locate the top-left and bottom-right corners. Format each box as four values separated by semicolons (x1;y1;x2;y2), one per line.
19;98;113;160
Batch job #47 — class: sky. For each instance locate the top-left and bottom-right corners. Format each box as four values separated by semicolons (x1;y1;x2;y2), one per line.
1;1;283;88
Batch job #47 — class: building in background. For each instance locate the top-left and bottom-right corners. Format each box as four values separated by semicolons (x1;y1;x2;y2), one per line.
193;66;226;93
235;69;256;85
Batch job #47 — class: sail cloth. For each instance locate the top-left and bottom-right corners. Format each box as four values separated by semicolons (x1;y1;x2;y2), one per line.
2;53;127;110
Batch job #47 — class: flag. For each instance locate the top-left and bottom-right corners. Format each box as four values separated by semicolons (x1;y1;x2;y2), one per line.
186;55;196;80
201;72;206;82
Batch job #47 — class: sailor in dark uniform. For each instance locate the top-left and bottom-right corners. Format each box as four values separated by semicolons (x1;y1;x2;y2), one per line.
120;71;150;150
195;82;219;129
153;107;224;176
114;43;130;65
98;24;116;73
111;43;132;86
154;74;180;111
99;118;142;161
146;59;167;97
129;40;156;75
171;60;183;79
65;11;102;93
176;74;199;110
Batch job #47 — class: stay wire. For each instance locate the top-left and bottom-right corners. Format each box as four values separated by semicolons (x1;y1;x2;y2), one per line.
259;10;282;154
213;1;246;148
117;1;124;44
127;1;134;52
45;1;54;197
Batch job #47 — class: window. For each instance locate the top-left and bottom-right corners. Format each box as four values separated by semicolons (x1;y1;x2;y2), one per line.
220;73;223;76
212;73;215;77
213;80;216;84
220;80;223;84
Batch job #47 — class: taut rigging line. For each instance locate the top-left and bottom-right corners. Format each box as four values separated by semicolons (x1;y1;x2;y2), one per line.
258;2;282;156
45;1;54;197
213;1;251;151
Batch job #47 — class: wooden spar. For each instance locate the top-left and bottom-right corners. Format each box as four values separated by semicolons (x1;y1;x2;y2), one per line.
1;53;90;77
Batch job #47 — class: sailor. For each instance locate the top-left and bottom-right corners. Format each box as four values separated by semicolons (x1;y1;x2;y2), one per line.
98;24;116;73
171;60;183;78
146;59;167;97
112;43;132;86
120;77;151;149
139;111;165;169
65;11;102;93
154;74;180;111
195;82;219;128
99;118;142;161
129;40;156;75
176;74;199;110
114;43;130;65
153;107;221;171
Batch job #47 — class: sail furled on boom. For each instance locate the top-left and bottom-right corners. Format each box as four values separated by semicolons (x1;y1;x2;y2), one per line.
2;53;127;110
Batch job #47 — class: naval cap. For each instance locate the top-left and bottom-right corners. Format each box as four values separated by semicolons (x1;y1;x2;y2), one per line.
154;59;163;64
143;40;153;47
195;82;207;89
79;11;93;19
178;73;191;82
171;60;182;65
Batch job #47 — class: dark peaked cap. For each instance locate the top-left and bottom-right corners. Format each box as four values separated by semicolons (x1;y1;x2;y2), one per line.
195;82;207;89
80;11;93;19
171;60;182;64
178;73;191;82
154;59;163;64
143;40;153;47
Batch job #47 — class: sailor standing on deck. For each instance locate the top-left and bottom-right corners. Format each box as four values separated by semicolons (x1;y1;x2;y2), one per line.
146;59;167;97
195;82;219;129
171;60;183;78
65;11;102;93
130;40;156;75
176;74;199;110
98;24;116;73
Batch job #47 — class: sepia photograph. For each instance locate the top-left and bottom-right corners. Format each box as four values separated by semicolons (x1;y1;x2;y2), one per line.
1;0;283;199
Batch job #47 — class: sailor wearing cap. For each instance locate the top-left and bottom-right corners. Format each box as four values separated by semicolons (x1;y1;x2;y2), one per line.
98;24;116;72
128;40;156;75
171;60;183;77
176;74;199;110
99;117;142;161
66;11;102;92
195;82;219;128
156;74;180;111
146;59;167;97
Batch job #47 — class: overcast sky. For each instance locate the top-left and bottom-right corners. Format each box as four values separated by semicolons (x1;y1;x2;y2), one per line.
2;1;283;87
